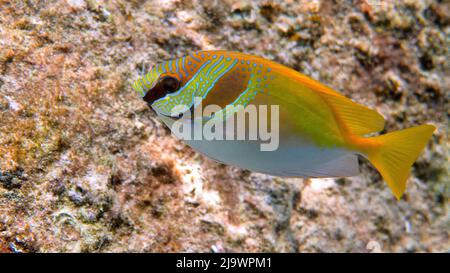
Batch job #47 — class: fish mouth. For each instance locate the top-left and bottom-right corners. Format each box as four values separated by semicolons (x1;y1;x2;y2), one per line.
143;87;173;118
149;103;195;120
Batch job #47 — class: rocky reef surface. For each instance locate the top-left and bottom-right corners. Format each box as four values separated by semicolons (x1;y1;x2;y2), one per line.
0;0;448;252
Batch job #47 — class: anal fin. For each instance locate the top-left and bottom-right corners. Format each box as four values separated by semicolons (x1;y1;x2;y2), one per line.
302;154;360;178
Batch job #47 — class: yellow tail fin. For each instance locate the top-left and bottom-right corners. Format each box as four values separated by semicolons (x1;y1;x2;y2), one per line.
366;124;436;200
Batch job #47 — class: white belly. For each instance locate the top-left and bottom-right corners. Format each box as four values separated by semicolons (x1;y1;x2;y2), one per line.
185;139;359;178
158;114;360;178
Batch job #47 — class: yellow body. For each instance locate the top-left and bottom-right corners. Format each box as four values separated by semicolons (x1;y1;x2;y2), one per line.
133;51;436;199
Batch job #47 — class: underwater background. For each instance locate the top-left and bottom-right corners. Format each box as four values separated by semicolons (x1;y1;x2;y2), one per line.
0;0;448;252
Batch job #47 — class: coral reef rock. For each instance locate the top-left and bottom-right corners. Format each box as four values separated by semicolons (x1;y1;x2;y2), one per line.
0;0;448;252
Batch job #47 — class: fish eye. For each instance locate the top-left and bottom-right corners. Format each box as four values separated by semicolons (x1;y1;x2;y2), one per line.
159;76;180;93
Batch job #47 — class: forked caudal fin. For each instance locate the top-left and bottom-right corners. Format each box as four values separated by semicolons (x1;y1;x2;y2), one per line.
365;124;436;200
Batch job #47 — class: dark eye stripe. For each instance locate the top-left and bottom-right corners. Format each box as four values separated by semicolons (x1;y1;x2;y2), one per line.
160;76;180;93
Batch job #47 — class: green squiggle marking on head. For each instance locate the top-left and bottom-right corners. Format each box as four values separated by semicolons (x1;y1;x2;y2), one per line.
152;57;238;116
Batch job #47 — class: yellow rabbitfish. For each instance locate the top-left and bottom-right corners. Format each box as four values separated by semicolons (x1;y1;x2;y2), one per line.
133;50;435;199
